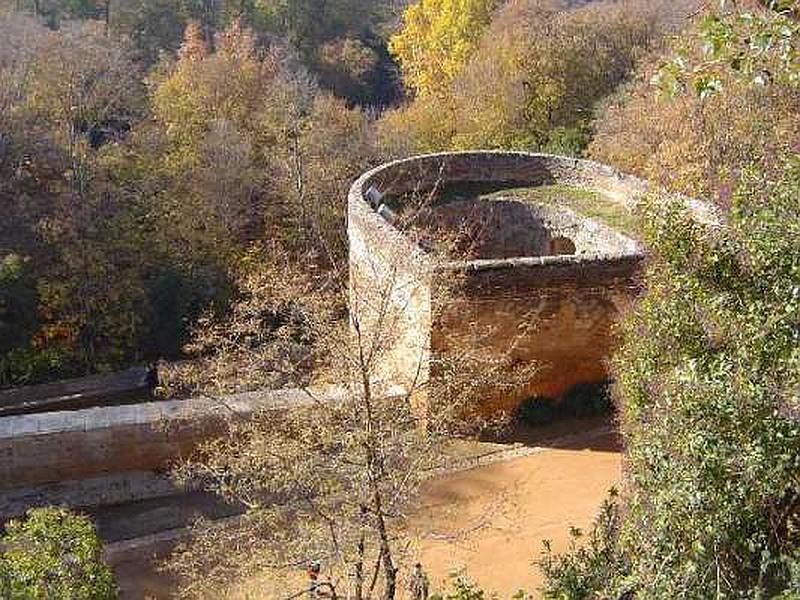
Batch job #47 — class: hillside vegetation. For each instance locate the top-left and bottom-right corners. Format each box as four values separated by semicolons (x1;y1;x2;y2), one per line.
0;0;798;598
0;7;379;387
0;0;698;389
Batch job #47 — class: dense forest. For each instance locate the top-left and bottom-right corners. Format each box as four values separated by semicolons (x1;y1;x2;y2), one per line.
1;1;799;596
0;0;710;389
0;0;394;387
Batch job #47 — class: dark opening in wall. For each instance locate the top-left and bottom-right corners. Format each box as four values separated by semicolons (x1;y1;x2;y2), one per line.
549;236;576;256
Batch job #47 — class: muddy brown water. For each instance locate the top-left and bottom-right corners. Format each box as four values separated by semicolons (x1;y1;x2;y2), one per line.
111;417;621;598
409;424;621;596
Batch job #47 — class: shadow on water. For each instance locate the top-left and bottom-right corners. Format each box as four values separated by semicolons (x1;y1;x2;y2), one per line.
481;413;622;453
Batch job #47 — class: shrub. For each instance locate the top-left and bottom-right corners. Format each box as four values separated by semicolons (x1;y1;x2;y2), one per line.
0;254;39;356
429;575;488;600
540;158;800;598
0;507;117;599
547;6;800;596
430;574;532;599
0;346;84;389
611;157;800;598
538;488;630;599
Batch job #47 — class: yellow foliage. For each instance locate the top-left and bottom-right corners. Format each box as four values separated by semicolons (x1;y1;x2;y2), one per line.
378;92;458;156
381;0;661;155
150;21;377;261
151;20;284;171
388;0;497;97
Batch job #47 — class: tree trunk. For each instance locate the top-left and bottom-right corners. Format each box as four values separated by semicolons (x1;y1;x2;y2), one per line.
354;530;365;600
372;489;398;600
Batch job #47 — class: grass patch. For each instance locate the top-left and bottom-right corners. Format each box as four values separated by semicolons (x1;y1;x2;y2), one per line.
483;184;640;237
383;182;641;238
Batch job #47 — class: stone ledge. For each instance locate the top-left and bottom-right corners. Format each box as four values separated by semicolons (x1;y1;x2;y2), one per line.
0;471;182;520
0;388;337;491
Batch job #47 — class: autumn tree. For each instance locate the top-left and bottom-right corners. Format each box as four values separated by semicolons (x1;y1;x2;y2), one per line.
150;20;376;264
9;0;106;27
25;21;147;373
110;0;189;64
388;0;497;97
0;12;380;384
125;19;376;364
315;37;381;105
166;186;532;598
0;13;154;381
157;247;339;398
256;0;388;56
589;3;800;199
380;0;680;155
0;12;56;262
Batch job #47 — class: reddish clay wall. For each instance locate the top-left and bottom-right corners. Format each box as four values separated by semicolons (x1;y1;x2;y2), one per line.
433;256;642;412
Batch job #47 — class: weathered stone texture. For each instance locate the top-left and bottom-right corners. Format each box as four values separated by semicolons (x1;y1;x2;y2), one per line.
435;256;642;410
412;199;638;261
0;389;319;493
348;152;649;412
349;174;433;395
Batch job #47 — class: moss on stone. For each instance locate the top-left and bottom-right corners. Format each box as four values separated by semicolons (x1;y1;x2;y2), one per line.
482;184;640;238
386;182;640;238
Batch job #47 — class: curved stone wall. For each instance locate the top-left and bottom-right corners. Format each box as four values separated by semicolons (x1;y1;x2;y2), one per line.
348;152;654;412
409;199;639;260
349;151;651;209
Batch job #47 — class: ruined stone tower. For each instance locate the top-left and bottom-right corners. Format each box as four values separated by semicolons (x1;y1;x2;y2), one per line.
348;151;651;413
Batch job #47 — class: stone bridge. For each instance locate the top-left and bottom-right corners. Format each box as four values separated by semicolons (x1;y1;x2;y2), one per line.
0;152;716;550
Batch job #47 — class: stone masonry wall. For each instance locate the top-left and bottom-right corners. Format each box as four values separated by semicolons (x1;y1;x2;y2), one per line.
411;199;639;261
349;168;433;396
348;152;653;413
434;256;643;412
0;389;321;510
356;152;650;201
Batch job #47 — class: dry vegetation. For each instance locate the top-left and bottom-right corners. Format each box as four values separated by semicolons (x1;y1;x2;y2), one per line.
379;0;701;157
2;0;799;598
0;11;379;387
165;222;536;598
589;35;800;199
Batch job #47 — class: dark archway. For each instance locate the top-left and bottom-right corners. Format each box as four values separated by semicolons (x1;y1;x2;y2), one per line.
549;236;576;255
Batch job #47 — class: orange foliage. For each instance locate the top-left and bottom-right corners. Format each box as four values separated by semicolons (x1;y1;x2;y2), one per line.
589;36;800;199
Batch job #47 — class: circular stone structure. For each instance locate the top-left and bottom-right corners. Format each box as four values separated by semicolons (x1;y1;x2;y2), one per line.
347;152;651;413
